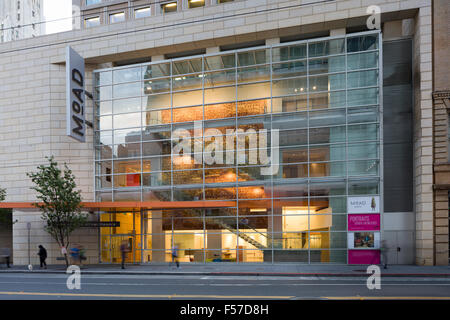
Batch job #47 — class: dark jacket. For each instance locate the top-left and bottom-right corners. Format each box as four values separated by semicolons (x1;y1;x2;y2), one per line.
38;246;47;259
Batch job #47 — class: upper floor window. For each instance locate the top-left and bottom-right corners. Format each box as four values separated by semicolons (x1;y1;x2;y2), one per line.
86;0;102;5
135;7;151;19
218;0;234;3
110;12;125;24
188;0;205;8
161;2;177;14
85;16;100;28
17;1;20;10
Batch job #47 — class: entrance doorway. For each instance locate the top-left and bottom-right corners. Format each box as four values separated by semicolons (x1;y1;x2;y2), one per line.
111;235;136;264
383;231;414;264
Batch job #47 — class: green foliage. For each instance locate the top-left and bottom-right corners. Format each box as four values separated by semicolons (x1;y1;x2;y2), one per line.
27;156;87;264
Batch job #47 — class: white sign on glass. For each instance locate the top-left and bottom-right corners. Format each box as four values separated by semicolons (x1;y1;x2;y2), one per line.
348;196;380;214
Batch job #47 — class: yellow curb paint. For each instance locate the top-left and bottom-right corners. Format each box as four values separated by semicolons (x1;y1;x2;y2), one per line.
0;291;293;299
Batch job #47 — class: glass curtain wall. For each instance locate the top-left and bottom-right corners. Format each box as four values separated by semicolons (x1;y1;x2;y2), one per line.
94;31;382;264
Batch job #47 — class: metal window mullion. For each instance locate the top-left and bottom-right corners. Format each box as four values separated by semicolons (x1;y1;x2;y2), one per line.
170;61;174;201
306;39;311;264
345;34;350;265
270;43;274;264
235;51;239;263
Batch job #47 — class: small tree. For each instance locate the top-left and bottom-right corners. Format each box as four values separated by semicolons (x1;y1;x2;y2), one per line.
27;156;87;267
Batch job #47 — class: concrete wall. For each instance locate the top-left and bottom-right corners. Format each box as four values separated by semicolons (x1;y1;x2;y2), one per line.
0;0;434;264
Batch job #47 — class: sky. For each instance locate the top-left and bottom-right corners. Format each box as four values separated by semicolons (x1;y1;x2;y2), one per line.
43;0;73;34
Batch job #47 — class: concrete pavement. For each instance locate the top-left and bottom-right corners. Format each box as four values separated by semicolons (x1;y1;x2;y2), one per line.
1;263;449;277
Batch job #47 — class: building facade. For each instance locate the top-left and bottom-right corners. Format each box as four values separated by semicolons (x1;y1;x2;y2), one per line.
0;0;44;43
431;0;450;266
0;0;444;266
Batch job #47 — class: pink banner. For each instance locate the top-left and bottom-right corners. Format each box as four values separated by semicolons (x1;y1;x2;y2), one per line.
348;214;380;231
348;250;380;264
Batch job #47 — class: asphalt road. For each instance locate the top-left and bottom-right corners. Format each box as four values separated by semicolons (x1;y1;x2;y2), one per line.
0;273;449;300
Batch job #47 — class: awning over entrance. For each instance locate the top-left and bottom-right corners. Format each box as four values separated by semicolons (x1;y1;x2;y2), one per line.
0;201;236;210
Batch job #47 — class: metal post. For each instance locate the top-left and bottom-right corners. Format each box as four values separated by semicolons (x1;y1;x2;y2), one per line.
27;222;31;268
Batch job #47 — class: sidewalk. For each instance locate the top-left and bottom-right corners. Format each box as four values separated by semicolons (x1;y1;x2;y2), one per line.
1;263;449;277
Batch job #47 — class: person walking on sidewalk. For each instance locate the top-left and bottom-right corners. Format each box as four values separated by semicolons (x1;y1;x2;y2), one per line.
37;245;47;269
0;248;11;268
380;240;388;269
120;240;129;269
171;244;180;268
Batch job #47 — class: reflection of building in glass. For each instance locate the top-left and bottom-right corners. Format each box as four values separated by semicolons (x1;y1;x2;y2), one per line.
94;33;382;263
0;0;44;43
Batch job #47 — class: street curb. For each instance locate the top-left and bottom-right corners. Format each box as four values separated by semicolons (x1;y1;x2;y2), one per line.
1;270;450;277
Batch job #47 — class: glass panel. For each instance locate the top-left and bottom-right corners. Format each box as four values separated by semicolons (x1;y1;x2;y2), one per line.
272;61;307;79
347;35;378;53
113;159;141;174
348;70;378;88
205;103;236;120
309;73;346;91
143;110;170;126
204;86;236;104
237;99;269;116
173;58;202;75
347;106;379;124
308;56;345;75
173;188;203;200
113;97;141;114
309;109;346;127
172;106;203;123
114;174;141;187
204;70;235;87
97;86;112;100
273;113;307;130
348;124;379;142
347;51;378;70
272;77;307;96
99;115;112;130
97;101;112;115
173;170;204;185
113;82;141;99
274;43;307;62
96;71;112;86
309;162;345;177
309;126;345;144
348;160;379;176
96;130;113;145
308;39;345;57
143;78;171;94
237;65;270;83
113;67;141;83
172;74;202;91
113;143;141;158
173;90;202;108
143;63;171;79
142;172;171;186
348;142;379;160
113;128;141;145
143;94;171;110
113;112;141;130
279;129;308;146
348;179;379;195
310;196;346;214
204;187;236;200
205;53;236;70
348;88;379;106
237;83;270;101
272;95;308;113
237;49;268;66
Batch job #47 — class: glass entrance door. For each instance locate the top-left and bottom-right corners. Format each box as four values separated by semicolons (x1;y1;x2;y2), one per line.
111;235;136;264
